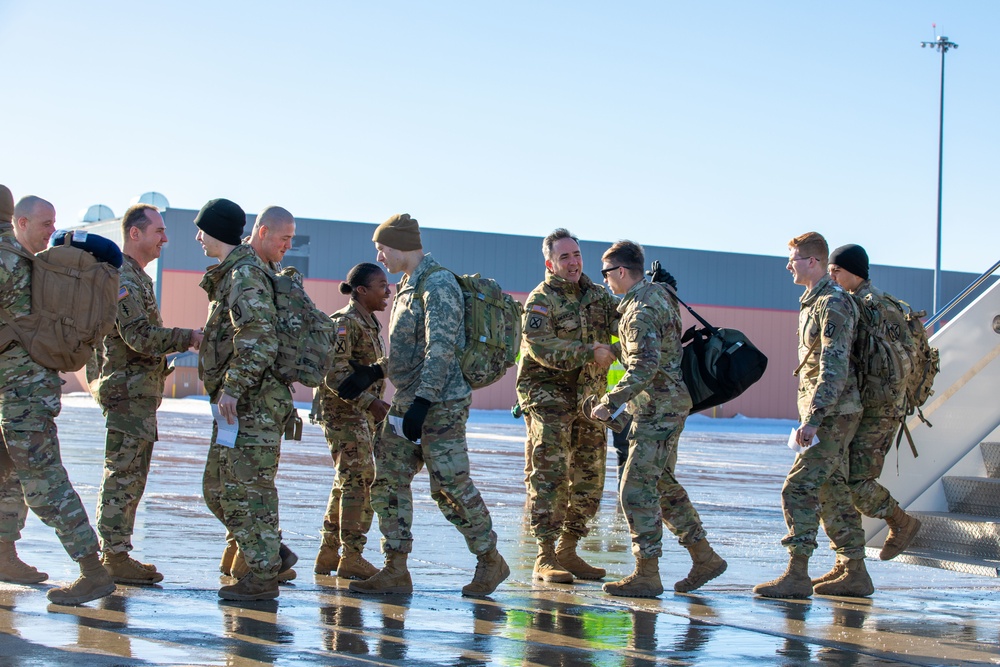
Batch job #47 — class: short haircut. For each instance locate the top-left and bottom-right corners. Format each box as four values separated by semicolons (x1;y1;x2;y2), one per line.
253;205;294;235
122;203;158;237
13;195;51;221
602;240;645;278
340;262;386;296
788;231;829;265
542;228;579;261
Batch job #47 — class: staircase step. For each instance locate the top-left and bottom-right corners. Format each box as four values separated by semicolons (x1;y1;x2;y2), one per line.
908;511;1000;561
868;545;1000;578
942;476;1000;517
981;442;1000;478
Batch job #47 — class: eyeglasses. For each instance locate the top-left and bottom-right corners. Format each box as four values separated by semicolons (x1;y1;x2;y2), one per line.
601;266;622;278
788;256;814;264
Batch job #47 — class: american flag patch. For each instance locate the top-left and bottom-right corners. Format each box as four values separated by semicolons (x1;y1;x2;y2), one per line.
118;286;128;301
337;326;347;336
530;304;548;315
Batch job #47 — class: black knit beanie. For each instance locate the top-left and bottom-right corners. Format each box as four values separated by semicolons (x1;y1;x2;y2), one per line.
194;198;246;246
830;244;869;280
0;185;13;224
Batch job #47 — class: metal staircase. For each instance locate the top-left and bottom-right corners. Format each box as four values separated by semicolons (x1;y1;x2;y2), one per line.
864;261;1000;576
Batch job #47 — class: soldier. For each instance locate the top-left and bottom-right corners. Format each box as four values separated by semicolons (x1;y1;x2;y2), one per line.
218;205;299;582
313;262;390;580
517;228;617;583
754;232;869;599
89;203;202;585
339;213;509;597
828;244;922;563
0;192;54;585
591;241;727;597
0;186;115;605
195;198;294;602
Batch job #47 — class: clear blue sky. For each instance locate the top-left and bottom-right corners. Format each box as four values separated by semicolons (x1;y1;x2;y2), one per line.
3;1;997;272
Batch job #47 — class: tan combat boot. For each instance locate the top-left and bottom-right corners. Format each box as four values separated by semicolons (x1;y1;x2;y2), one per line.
462;548;510;598
880;506;922;560
337;548;379;581
0;540;48;584
349;549;413;594
602;557;663;598
556;534;606;580
533;541;573;583
46;553;116;606
219;538;238;576
811;554;848;586
219;572;279;601
812;558;874;598
675;538;728;592
102;552;164;585
313;534;341;575
753;554;812;599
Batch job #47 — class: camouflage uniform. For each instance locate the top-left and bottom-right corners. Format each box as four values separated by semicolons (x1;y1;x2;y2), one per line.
90;254;193;554
0;222;100;560
847;281;911;520
600;280;699;558
316;301;385;552
199;243;292;581
371;254;497;556
784;274;864;558
517;272;617;543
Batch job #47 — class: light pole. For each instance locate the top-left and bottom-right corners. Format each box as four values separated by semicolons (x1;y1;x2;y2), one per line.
921;34;958;317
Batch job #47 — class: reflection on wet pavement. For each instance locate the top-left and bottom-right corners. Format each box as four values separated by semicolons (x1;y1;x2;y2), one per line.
1;397;999;665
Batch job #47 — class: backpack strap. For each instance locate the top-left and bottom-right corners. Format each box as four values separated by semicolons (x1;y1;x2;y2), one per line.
793;336;821;377
658;282;717;333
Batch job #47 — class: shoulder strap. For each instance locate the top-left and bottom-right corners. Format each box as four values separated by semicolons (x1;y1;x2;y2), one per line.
793;336;821;377
658;282;716;332
414;265;450;300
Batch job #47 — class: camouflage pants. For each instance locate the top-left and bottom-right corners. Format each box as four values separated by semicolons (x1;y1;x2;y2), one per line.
848;413;901;520
97;429;154;554
0;351;99;560
781;412;865;559
522;412;533;489
203;425;281;581
320;417;375;552
525;405;606;543
371;396;497;555
0;465;27;542
621;415;706;557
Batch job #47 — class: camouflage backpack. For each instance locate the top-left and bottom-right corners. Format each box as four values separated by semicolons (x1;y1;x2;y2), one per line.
849;292;912;410
417;267;524;389
264;266;336;388
889;295;940;428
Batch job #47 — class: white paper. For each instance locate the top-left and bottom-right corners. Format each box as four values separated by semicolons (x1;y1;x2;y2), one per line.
387;415;419;444
212;403;239;448
787;428;820;454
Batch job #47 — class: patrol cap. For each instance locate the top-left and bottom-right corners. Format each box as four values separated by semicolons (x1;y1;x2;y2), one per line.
830;244;869;280
194;198;246;246
0;185;13;224
372;213;421;251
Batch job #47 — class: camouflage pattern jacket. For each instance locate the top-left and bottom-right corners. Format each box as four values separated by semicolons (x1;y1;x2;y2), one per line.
318;300;386;422
90;255;193;427
797;274;862;427
854;280;912;419
603;280;692;438
387;254;468;407
199;244;290;445
0;223;30;324
516;272;618;411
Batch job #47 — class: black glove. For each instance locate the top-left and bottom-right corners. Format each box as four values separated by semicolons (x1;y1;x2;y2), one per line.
646;260;678;291
402;397;432;442
336;360;384;400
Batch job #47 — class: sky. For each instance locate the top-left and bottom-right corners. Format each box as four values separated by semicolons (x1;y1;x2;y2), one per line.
3;1;997;273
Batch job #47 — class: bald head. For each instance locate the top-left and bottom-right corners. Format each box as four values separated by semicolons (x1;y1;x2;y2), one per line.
13;196;56;254
250;205;296;265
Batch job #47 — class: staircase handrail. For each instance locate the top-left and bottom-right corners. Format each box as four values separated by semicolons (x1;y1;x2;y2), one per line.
925;259;1000;331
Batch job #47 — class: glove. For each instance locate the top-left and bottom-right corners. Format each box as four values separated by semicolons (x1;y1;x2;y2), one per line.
646;260;678;291
402;397;432;442
336;360;384;400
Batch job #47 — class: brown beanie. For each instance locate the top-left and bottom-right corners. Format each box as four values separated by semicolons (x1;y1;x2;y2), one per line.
372;213;421;251
0;185;13;224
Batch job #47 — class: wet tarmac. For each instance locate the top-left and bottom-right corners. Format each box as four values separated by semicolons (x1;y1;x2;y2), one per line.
2;396;999;666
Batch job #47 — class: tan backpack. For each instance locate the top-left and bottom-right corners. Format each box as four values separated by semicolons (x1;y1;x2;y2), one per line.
0;239;119;372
